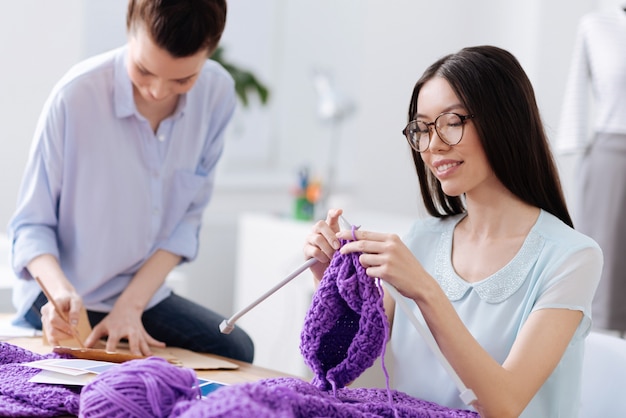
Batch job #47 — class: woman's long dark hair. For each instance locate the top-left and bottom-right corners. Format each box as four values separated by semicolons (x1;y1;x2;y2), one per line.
407;45;573;227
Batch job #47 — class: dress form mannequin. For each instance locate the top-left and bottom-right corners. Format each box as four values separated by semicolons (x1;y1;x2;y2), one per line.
557;6;626;334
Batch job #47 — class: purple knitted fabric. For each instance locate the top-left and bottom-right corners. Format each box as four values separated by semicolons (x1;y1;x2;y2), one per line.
26;237;478;417
300;239;386;391
0;235;474;417
0;342;80;417
170;377;479;418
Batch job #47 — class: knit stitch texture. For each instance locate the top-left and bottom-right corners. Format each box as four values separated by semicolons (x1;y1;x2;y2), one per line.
0;342;80;417
170;377;478;418
300;239;386;391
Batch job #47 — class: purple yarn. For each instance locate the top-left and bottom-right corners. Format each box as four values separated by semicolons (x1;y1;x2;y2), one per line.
300;238;387;392
0;342;80;417
0;233;476;417
170;377;479;418
79;356;199;417
168;239;479;417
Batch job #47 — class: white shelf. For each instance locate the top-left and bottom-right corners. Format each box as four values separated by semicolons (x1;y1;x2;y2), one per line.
234;213;315;377
0;234;15;312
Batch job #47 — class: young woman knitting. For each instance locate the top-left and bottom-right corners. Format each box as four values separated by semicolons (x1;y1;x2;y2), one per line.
303;45;603;417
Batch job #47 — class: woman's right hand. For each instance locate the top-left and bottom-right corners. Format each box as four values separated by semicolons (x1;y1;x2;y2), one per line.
27;254;86;346
40;289;84;346
303;208;344;282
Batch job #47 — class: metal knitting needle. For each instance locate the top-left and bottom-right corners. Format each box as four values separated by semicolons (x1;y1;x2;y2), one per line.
219;215;354;334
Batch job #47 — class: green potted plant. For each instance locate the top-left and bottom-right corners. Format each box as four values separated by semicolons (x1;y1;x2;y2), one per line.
211;46;270;107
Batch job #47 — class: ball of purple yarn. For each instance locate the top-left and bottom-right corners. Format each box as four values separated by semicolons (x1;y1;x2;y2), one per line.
79;356;200;418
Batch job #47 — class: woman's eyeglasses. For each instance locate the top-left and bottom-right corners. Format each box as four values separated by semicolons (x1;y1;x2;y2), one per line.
402;112;475;152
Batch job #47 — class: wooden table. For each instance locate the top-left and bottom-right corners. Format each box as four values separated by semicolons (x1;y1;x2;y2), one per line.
5;335;298;385
1;312;298;385
3;331;299;417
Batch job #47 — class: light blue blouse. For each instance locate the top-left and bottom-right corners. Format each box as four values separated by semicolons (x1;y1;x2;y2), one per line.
390;210;602;417
9;46;236;323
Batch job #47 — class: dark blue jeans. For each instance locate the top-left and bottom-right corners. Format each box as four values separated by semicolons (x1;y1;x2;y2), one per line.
25;292;254;363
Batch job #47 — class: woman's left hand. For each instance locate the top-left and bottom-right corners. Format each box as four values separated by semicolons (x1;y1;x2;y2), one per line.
336;229;426;300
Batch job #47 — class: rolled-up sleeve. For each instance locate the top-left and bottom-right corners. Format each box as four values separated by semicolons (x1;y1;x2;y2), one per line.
9;94;67;280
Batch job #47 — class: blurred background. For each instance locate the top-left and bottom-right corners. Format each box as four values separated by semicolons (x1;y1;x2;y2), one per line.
0;0;620;373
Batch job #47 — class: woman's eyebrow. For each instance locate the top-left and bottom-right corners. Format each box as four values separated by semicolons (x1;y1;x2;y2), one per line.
415;104;465;119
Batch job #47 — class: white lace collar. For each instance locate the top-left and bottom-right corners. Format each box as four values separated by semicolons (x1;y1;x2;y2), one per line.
434;211;545;303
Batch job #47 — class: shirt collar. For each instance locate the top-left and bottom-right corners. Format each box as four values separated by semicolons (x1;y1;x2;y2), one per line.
435;211;545;303
113;46;134;119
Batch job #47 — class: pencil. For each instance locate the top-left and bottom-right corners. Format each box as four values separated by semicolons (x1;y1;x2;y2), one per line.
34;276;85;348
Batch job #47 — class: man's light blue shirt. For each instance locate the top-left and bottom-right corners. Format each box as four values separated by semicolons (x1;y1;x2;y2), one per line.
9;46;236;323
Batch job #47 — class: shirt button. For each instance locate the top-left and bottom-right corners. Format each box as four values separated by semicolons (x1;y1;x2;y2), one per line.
158;135;166;142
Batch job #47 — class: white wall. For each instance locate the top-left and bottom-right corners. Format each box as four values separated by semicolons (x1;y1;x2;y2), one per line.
0;2;83;226
0;1;605;317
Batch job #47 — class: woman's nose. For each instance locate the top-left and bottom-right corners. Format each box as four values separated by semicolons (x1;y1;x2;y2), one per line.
426;126;450;152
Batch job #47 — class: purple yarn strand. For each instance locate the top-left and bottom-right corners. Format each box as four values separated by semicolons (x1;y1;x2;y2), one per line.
351;224;359;241
350;225;397;416
374;277;398;418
